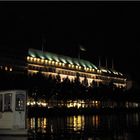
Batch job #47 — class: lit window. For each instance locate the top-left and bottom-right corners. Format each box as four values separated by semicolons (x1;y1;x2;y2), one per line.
76;66;78;69
4;93;12;111
48;60;51;64
34;58;37;62
15;94;25;111
52;61;55;65
59;62;62;66
10;68;12;72
37;58;40;62
5;67;8;71
27;56;30;61
55;62;58;65
41;59;44;63
0;94;3;112
30;57;33;61
45;60;48;64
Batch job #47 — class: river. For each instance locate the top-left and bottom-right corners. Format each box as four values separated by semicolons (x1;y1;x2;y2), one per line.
27;112;140;140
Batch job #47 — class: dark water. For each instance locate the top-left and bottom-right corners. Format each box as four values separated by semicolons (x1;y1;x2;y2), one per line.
27;112;140;140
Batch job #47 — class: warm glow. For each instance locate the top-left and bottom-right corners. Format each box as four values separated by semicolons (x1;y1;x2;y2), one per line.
30;57;33;61
10;68;12;71
55;62;58;65
59;62;62;66
52;61;55;65
41;59;44;63
30;118;35;129
93;115;100;128
72;64;74;68
45;60;48;64
67;100;86;108
27;56;30;60
48;60;51;64
37;58;40;62
5;67;8;71
76;66;78;69
34;58;37;62
73;115;85;131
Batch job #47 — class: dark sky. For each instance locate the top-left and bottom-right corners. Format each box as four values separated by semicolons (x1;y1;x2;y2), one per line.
0;2;140;83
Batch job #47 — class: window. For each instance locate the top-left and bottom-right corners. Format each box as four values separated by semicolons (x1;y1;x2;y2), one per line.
4;93;12;111
0;94;3;112
15;94;25;111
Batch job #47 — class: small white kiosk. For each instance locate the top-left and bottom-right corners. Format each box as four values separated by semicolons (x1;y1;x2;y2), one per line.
0;90;27;136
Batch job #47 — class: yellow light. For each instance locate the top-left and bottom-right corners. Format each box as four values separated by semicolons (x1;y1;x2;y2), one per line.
59;62;62;66
72;65;74;68
55;62;58;65
62;63;65;66
76;66;78;69
48;60;51;64
10;68;12;72
34;58;37;62
42;102;47;107
5;67;8;71
52;61;55;64
27;102;30;106
41;59;44;63
27;56;30;60
30;57;33;61
68;64;71;67
45;60;48;63
37;58;40;62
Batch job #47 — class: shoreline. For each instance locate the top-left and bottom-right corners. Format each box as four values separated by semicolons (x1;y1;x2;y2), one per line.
27;107;140;117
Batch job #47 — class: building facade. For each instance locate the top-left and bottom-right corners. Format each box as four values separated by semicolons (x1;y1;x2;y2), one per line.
27;48;126;88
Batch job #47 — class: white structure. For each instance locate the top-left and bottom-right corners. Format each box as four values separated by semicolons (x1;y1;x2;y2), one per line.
0;90;27;136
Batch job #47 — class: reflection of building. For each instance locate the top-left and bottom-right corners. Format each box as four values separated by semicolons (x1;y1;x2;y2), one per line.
27;48;126;88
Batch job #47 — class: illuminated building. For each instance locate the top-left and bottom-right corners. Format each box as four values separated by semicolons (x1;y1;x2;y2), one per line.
27;48;127;88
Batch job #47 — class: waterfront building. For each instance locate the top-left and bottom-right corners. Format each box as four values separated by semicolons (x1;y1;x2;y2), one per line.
27;48;126;88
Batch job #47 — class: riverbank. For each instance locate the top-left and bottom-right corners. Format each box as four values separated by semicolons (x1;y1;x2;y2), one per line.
28;106;140;117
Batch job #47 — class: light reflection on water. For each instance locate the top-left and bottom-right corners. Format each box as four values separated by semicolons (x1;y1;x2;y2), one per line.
27;113;140;140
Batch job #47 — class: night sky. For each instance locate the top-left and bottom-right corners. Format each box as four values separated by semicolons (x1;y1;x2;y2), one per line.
0;2;140;83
